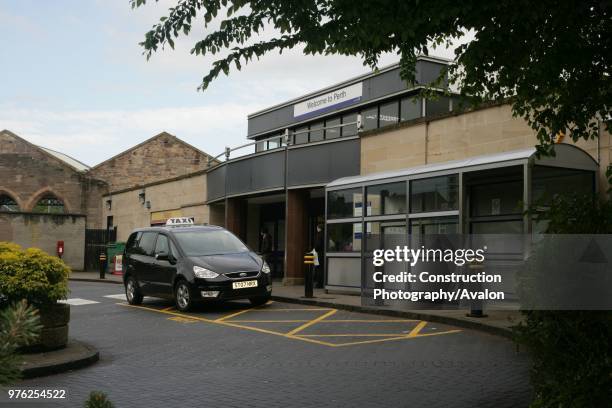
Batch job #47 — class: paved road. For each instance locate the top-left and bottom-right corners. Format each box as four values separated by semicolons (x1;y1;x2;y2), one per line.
13;282;531;407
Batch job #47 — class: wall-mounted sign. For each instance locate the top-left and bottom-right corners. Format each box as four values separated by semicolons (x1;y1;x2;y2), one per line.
293;82;362;119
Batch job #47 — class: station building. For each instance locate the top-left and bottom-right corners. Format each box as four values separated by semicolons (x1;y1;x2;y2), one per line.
2;56;610;291
200;56;611;291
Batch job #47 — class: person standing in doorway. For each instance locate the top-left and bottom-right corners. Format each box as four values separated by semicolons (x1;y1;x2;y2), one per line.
314;224;324;288
260;227;273;268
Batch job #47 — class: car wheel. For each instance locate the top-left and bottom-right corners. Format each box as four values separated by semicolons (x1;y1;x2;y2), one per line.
175;280;194;312
125;276;143;305
249;295;270;307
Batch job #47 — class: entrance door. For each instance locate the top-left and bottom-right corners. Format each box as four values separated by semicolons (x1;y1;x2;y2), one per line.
259;202;285;280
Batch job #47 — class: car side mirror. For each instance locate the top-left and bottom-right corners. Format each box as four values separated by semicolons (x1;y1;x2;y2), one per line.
155;252;169;261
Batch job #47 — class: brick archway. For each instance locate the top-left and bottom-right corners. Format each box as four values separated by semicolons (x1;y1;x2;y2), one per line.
0;187;25;211
25;188;72;213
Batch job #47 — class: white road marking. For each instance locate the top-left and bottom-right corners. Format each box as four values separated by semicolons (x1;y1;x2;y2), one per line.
104;294;127;300
59;298;100;306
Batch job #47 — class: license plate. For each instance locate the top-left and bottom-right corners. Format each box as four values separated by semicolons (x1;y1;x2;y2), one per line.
232;280;258;289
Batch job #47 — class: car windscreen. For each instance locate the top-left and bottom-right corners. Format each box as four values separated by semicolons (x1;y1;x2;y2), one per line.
173;230;249;256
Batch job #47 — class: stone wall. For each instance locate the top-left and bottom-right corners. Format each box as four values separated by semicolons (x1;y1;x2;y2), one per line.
88;132;211;192
0;213;86;270
0;130;108;228
103;172;209;241
360;103;611;192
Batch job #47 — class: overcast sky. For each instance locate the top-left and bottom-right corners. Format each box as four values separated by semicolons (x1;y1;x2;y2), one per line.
0;0;460;166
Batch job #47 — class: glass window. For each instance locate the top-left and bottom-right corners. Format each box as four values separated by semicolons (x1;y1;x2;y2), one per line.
268;135;282;149
471;220;523;234
366;182;406;216
169;240;179;257
126;232;142;253
294;126;309;144
32;194;65;214
0;194;19;212
410;175;459;213
410;217;458;237
327;223;361;252
361;106;378;131
309;121;324;142
137;232;158;256
174;230;248;256
379;100;399;127
366;221;406;251
342;113;358;137
532;167;594;204
325;117;341;140
327;188;363;219
426;96;451;116
400;97;422;122
154;234;169;254
470;180;522;216
255;141;265;152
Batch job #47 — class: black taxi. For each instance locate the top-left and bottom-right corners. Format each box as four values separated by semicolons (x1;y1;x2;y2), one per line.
122;218;272;311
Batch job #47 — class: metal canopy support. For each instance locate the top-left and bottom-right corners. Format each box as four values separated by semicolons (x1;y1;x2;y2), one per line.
458;171;465;234
523;161;532;234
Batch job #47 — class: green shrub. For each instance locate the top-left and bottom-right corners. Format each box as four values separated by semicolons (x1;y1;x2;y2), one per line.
0;300;42;385
514;194;612;407
0;243;70;305
84;391;114;408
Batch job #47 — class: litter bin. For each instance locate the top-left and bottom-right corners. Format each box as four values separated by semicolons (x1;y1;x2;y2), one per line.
106;242;126;275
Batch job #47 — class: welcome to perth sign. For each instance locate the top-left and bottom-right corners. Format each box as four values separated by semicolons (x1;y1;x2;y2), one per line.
293;82;362;120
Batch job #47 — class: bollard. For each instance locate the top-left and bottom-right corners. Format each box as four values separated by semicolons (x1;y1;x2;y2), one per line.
466;261;487;317
303;254;315;298
99;253;107;279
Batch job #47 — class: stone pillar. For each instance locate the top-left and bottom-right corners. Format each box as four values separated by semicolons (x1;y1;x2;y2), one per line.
225;198;247;241
209;202;226;227
284;189;309;285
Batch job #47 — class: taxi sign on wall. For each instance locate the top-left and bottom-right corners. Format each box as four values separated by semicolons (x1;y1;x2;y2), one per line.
166;217;195;226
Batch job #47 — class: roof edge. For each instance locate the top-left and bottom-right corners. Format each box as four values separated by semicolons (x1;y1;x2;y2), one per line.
0;129;88;174
247;55;453;120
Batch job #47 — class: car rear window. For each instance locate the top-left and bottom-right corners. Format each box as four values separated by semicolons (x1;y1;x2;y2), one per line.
173;230;248;256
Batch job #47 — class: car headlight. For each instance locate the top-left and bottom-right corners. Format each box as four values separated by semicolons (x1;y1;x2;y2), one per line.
193;266;219;279
261;261;271;274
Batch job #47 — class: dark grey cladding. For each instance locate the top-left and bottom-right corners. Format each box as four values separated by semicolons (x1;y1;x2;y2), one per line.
247;59;448;139
206;138;360;201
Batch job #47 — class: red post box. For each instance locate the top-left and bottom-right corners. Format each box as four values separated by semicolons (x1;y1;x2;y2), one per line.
56;240;64;259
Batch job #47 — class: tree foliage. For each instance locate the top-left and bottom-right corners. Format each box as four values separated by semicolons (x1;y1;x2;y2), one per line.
515;194;612;407
131;0;611;155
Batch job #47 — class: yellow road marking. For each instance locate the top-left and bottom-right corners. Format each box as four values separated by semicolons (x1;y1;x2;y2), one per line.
409;330;462;338
215;300;275;321
286;309;337;336
333;336;423;347
249;308;333;312
215;307;254;322
225;320;310;323
318;319;418;323
161;306;174;311
117;303;460;347
118;303;339;347
406;321;427;337
298;333;417;337
168;316;197;323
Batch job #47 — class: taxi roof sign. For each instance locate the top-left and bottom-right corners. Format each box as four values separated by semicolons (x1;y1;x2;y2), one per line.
166;217;195;226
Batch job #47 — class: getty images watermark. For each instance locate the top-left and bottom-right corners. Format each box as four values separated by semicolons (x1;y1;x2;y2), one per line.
370;245;505;302
361;234;612;311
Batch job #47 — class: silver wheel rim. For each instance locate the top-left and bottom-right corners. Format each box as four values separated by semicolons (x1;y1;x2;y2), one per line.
177;284;189;309
126;280;135;301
